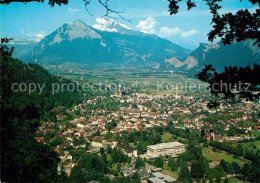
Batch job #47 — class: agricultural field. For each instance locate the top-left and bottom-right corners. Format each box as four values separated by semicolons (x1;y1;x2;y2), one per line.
45;65;207;95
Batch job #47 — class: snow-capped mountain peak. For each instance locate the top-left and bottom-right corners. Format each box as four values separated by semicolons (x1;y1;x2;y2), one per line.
93;18;132;34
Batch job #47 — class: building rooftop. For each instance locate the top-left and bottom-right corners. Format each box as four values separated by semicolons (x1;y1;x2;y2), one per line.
152;172;165;178
147;142;184;150
163;175;177;182
148;177;165;183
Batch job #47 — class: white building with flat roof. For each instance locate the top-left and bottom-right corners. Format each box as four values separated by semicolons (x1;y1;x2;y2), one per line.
147;142;185;158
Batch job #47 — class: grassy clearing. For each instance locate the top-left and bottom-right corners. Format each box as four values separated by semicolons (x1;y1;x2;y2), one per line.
214;151;243;164
251;130;260;137
203;147;244;164
162;133;173;143
163;163;179;179
106;154;112;162
202;148;215;162
163;169;178;179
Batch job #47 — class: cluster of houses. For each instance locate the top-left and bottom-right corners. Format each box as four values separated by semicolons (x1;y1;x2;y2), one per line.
35;92;259;180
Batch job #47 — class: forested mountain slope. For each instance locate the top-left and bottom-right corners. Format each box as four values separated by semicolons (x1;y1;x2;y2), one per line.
0;51;81;182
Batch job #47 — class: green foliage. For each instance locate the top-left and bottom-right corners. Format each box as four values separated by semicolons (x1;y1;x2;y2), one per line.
69;149;130;182
106;120;117;131
137;140;148;154
153;157;164;168
0;0;68;6
231;162;240;174
210;141;243;156
135;157;145;169
203;140;209;148
168;0;260;46
207;165;225;179
178;161;191;182
84;98;120;111
224;178;229;183
196;64;260;107
131;172;141;183
168;156;177;171
105;132;114;140
49;136;63;148
191;160;204;179
1;44;81;182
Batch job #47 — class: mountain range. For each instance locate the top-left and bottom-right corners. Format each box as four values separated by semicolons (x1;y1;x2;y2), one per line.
163;39;260;71
12;19;260;71
22;20;190;66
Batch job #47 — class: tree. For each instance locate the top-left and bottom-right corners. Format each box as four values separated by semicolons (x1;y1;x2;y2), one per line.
232;162;240;174
209;176;214;183
135;157;145;169
149;132;161;145
207;165;225;180
216;176;221;183
196;64;260;107
128;132;135;143
154;157;164;168
226;163;234;174
168;0;260;46
85;142;90;150
100;147;105;154
132;172;141;183
1;39;51;182
0;0;67;6
178;161;191;182
191;160;204;178
241;163;251;179
220;160;227;172
137;140;147;155
49;136;63;148
1;38;82;182
168;156;177;171
224;177;229;183
203;140;209;148
202;178;206;183
0;0;129;22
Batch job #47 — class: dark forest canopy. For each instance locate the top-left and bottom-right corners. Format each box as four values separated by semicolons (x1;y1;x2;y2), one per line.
0;38;82;182
1;0;259;46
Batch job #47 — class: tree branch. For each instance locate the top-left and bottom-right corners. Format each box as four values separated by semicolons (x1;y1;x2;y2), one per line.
168;0;260;46
0;0;67;6
83;0;131;22
0;0;42;4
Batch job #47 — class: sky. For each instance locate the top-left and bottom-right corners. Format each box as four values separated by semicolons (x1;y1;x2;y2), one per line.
0;0;258;49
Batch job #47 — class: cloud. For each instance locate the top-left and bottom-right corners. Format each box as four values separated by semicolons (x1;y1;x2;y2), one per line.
158;27;180;37
93;18;131;32
136;17;156;34
26;31;47;42
68;8;80;13
36;33;45;39
93;18;118;32
181;29;198;37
